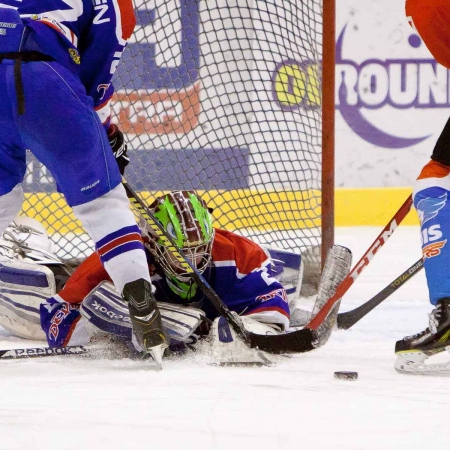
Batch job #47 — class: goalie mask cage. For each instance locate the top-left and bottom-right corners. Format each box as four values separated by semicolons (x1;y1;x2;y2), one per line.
21;0;335;285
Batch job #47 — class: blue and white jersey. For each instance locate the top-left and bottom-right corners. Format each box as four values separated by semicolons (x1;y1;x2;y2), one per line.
0;0;136;125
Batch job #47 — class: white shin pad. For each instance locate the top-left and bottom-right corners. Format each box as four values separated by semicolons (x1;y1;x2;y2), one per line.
80;282;205;343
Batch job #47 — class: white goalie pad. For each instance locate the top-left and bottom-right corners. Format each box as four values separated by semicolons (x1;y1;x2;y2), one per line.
0;216;70;340
0;258;56;340
0;216;60;266
80;281;205;343
206;313;280;366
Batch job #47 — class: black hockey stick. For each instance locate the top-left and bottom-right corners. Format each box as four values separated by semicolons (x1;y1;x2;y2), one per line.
337;258;424;330
122;180;318;354
0;345;89;360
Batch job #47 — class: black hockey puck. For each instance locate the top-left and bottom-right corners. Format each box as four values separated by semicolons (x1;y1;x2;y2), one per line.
334;371;358;380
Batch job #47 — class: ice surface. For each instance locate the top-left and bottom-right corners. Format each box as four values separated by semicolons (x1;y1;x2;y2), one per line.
0;226;443;450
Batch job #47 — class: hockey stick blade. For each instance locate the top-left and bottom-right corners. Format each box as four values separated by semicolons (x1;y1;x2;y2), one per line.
123;180;318;354
337;258;423;330
248;329;317;354
0;345;89;360
305;194;413;331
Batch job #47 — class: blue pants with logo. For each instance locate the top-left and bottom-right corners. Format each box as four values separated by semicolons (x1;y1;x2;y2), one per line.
0;59;121;206
414;186;450;305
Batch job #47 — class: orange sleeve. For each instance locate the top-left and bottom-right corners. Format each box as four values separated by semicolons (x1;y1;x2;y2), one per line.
406;0;450;69
58;252;111;304
118;0;136;40
417;160;450;180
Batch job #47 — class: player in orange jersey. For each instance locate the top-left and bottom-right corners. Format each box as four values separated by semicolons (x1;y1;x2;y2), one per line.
395;0;450;374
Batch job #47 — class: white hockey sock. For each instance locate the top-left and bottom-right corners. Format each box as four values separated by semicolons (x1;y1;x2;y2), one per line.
0;184;24;234
73;184;151;293
101;249;150;294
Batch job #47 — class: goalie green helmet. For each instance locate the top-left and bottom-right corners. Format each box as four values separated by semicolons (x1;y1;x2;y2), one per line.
146;191;214;295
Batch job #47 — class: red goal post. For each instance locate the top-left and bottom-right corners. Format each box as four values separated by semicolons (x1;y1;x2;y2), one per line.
322;0;336;266
21;0;336;292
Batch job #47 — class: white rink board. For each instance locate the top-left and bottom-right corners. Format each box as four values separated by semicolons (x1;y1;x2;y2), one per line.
336;0;450;188
123;0;449;190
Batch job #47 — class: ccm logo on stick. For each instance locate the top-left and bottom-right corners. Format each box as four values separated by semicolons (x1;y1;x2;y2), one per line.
350;220;398;280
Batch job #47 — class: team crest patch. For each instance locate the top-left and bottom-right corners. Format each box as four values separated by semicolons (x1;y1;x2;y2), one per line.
416;193;447;225
256;288;288;303
69;48;80;64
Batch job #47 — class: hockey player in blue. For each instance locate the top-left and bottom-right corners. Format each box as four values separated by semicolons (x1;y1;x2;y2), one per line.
0;1;168;365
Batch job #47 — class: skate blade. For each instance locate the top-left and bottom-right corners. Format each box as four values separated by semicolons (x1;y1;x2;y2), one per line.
395;348;450;376
145;343;168;370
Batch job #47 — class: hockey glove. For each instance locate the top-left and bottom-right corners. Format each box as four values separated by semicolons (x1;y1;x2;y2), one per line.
40;297;84;348
108;124;130;175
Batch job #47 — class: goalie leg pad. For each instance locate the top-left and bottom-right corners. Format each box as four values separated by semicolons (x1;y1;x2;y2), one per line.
0;292;45;341
80;284;132;339
80;282;205;343
0;258;57;340
207;314;278;366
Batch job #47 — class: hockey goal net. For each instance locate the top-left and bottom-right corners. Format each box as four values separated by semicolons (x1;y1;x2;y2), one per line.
21;0;335;289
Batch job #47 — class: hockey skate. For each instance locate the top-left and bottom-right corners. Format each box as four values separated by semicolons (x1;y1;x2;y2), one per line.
122;278;169;369
395;298;450;375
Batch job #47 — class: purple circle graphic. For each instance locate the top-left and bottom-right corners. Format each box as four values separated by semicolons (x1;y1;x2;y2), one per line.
408;34;421;48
